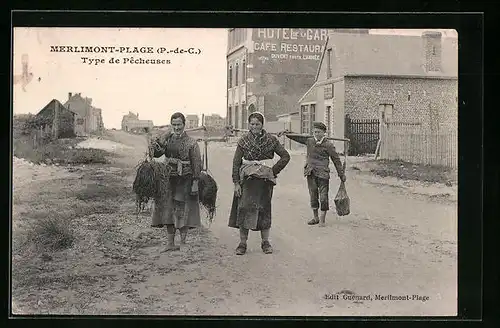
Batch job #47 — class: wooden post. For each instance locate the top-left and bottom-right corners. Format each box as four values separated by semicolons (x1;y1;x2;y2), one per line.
374;139;381;160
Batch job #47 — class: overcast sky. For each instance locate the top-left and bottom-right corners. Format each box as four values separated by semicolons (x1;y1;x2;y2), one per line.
12;28;456;129
13;28;228;129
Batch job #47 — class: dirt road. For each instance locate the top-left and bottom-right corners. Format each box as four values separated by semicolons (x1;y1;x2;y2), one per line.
12;130;457;316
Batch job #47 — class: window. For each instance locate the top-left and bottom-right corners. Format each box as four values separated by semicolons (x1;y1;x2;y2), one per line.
242;58;246;84
242;104;248;129
227;106;232;126
300;104;316;134
326;48;332;79
228;65;233;88
235;62;239;86
301;105;309;133
234;105;240;129
326;106;332;136
310;104;316;124
432;46;436;55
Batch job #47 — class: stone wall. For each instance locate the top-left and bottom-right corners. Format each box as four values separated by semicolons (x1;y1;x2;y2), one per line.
344;76;458;132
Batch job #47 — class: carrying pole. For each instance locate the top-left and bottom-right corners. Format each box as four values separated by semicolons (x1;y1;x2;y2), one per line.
204;139;209;171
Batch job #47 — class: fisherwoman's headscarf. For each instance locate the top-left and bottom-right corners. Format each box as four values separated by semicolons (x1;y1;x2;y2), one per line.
238;111;277;155
248;111;265;126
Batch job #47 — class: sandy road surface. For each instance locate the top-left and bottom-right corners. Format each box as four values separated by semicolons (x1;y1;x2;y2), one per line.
12;130;457;316
104;131;457;316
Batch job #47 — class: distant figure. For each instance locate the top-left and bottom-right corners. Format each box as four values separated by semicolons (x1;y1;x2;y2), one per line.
228;111;290;255
291;122;346;227
13;54;34;92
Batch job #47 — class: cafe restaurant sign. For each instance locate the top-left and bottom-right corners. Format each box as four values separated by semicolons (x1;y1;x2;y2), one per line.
252;28;328;61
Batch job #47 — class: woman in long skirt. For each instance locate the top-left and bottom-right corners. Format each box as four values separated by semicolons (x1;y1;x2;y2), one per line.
150;112;202;251
228;112;290;255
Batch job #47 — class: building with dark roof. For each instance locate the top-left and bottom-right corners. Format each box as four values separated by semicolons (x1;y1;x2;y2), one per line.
35;99;76;139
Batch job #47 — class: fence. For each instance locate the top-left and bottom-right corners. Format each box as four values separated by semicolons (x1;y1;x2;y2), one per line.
345;116;379;155
379;123;458;168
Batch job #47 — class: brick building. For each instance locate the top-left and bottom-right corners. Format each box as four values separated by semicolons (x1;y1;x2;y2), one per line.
121;112;154;132
298;30;458;153
64;92;105;136
35;99;76;139
227;28;336;129
185;115;199;129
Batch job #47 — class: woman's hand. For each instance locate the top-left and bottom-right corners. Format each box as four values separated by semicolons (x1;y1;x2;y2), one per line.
234;183;242;198
190;180;199;196
149;139;161;158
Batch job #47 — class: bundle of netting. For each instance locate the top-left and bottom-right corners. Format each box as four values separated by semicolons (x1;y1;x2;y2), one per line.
198;171;218;223
133;158;171;215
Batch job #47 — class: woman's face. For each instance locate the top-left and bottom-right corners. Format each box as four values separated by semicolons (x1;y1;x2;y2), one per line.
171;117;185;136
249;117;263;134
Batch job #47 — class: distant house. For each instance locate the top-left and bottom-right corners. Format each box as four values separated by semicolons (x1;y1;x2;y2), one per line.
298;30;458;154
121;112;154;133
202;114;225;128
35;99;76;139
186;115;199;129
64;92;105;136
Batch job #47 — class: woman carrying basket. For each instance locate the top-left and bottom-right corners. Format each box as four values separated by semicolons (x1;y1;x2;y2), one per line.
228;112;290;255
150;112;202;252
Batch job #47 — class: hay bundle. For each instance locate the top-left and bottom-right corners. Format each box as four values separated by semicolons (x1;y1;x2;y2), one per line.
198;171;218;223
132;158;171;215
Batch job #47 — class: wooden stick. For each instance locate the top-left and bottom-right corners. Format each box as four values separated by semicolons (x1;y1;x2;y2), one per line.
283;132;351;143
155;125;207;132
196;136;227;142
204;139;209;171
374;139;381;160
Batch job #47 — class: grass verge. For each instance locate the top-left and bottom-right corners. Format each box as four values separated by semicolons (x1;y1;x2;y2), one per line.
13;135;111;165
366;159;457;185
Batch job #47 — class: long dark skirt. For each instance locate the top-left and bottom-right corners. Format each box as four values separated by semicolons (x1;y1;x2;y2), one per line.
151;175;201;229
228;177;274;231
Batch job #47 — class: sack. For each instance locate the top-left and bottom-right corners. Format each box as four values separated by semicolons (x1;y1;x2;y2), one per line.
334;181;350;216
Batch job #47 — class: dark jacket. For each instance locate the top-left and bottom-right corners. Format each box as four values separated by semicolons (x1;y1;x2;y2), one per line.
295;136;344;180
152;131;202;179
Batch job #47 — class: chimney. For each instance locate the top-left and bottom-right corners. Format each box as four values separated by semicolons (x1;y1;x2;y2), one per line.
422;31;442;72
68;92;72;100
